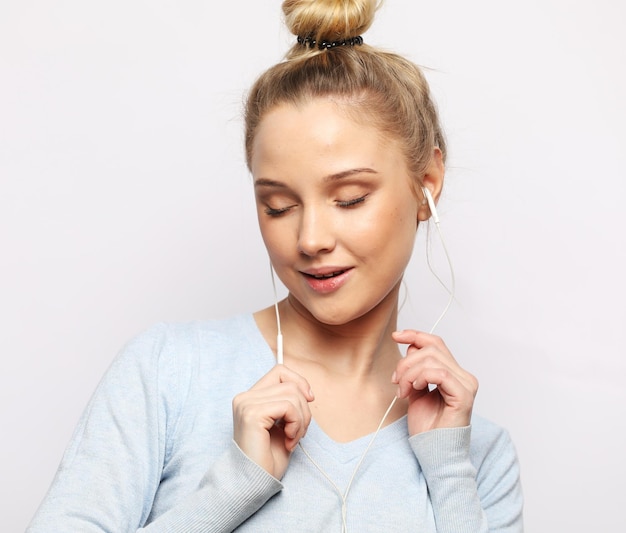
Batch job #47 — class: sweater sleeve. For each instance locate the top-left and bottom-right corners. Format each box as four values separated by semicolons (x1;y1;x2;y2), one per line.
409;424;523;533
139;442;282;532
26;324;282;533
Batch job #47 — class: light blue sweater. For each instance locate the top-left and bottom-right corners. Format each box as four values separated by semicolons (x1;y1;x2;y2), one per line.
27;314;523;532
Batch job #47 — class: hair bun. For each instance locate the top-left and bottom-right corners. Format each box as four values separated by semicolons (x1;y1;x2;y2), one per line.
283;0;378;43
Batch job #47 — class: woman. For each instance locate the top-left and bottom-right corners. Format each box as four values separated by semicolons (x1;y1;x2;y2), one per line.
28;0;523;531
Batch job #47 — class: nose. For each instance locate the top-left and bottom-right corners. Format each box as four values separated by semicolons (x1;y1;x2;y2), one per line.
297;205;336;257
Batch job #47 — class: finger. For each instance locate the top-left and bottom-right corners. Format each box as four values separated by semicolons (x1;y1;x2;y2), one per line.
392;330;451;359
397;347;478;398
393;344;455;382
396;359;477;406
272;382;313;440
392;332;461;379
252;364;315;402
395;356;452;398
392;329;433;347
281;403;311;450
396;355;446;394
234;395;310;448
235;381;312;430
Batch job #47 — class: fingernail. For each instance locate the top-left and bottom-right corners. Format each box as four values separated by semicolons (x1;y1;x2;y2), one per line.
391;371;397;383
309;388;315;400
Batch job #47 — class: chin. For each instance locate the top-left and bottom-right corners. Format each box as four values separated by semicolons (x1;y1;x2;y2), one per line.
314;313;356;327
308;303;374;328
287;289;396;329
286;294;353;325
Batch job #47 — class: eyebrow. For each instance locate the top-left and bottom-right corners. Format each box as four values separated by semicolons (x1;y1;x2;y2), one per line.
254;168;378;188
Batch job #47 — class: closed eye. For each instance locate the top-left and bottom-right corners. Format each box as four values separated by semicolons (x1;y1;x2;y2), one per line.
336;195;367;208
264;204;296;217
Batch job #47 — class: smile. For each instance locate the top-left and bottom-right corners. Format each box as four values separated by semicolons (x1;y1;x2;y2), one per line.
301;268;353;294
308;270;346;279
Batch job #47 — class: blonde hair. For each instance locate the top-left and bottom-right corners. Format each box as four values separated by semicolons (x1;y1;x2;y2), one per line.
244;0;446;189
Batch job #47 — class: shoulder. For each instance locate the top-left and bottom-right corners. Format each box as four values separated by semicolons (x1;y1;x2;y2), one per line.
118;313;265;364
118;313;274;389
100;314;274;447
103;314;271;391
128;313;258;345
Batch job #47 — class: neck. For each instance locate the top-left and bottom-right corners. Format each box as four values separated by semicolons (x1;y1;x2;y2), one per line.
278;288;403;379
253;284;409;442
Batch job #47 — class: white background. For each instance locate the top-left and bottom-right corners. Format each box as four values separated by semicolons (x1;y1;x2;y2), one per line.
1;1;624;530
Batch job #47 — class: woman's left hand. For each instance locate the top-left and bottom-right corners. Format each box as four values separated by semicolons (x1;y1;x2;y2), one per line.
391;330;478;436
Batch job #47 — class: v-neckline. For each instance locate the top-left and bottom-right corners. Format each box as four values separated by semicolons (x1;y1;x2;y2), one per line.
246;312;409;459
299;414;409;464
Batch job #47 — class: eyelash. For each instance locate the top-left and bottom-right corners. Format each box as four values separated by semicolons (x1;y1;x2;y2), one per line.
264;195;368;217
264;205;293;217
336;195;367;208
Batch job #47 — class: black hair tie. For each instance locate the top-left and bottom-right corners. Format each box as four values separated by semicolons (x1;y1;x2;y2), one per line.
297;35;364;50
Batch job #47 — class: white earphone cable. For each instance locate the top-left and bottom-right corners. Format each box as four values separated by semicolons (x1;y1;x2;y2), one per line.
269;192;455;531
425;218;456;333
270;261;284;365
298;396;398;533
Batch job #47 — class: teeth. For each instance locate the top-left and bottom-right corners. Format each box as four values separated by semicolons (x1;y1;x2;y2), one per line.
313;271;343;279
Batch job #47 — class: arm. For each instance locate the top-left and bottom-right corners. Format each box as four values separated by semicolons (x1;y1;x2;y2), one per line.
139;442;282;532
27;324;282;533
393;330;523;532
410;425;523;532
146;356;317;532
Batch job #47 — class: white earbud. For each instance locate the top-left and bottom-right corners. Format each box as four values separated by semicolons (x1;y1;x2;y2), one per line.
422;186;439;224
420;185;455;333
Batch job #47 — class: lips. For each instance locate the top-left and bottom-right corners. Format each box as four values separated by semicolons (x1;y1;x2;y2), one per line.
308;269;347;279
301;267;353;293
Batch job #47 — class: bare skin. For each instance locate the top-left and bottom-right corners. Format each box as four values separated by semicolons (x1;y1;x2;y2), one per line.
231;97;478;480
253;297;408;443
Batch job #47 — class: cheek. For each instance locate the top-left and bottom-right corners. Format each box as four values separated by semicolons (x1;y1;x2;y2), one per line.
380;203;419;260
349;212;415;268
258;221;292;265
379;200;418;240
256;216;275;253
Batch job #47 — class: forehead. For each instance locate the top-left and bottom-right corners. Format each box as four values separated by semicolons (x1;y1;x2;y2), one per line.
250;97;402;177
256;97;380;140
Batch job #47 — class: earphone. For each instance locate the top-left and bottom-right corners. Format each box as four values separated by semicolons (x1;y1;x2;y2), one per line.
422;186;439;224
421;185;455;332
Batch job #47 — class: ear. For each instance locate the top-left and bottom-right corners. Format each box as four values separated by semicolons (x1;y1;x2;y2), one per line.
417;147;445;222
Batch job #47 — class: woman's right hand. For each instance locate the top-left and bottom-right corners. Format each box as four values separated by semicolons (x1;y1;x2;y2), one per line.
232;365;314;479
